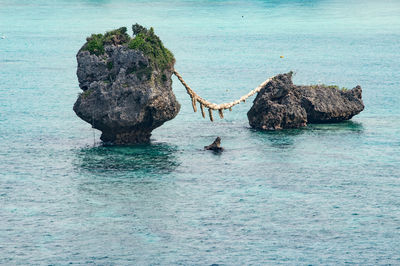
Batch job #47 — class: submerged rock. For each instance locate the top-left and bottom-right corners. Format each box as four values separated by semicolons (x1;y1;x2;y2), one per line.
73;25;180;144
247;72;364;130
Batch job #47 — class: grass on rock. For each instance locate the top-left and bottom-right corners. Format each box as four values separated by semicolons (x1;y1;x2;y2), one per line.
84;24;174;73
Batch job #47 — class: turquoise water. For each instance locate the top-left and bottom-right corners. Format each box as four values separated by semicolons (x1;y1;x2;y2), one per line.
1;0;400;264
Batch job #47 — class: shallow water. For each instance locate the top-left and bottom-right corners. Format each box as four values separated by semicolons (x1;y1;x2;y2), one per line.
1;0;400;264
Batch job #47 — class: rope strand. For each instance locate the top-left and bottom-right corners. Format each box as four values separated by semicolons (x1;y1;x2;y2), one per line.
173;70;273;121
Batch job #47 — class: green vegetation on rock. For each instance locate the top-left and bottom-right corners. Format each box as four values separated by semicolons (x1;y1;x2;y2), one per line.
310;84;348;92
85;34;105;56
85;27;130;55
128;24;175;72
128;63;152;81
83;24;174;74
107;61;113;70
80;88;94;99
103;27;130;45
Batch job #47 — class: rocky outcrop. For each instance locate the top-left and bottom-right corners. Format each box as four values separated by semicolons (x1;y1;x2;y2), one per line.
73;25;180;144
247;72;364;130
204;137;223;152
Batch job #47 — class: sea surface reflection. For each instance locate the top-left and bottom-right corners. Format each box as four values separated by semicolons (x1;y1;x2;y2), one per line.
74;142;180;176
306;120;364;133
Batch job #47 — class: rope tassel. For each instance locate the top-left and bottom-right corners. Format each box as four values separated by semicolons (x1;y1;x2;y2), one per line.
191;97;197;112
208;108;214;122
200;104;205;118
218;109;224;119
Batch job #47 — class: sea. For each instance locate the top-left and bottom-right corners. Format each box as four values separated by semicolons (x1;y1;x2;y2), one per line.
1;0;399;264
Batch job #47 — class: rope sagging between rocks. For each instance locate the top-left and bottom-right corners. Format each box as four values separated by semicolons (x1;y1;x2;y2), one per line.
173;70;273;121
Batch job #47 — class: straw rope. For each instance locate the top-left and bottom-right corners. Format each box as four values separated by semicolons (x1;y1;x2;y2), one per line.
173;70;273;121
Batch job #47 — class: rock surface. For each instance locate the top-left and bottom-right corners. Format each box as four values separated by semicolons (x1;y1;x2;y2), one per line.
73;26;180;144
247;72;364;130
204;137;224;152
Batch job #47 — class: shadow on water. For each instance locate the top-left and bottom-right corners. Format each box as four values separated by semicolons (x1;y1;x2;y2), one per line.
305;120;364;133
73;142;180;176
249;120;364;148
250;127;305;149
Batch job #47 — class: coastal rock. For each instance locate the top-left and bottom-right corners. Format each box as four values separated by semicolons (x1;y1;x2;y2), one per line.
298;84;364;123
247;73;307;130
204;137;224;152
73;26;180;144
247;72;364;130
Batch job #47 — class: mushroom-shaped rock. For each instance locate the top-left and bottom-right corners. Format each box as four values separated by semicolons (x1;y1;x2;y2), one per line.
247;72;364;130
73;25;180;144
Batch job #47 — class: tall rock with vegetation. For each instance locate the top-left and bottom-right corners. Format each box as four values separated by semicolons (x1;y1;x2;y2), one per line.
73;25;180;144
247;72;364;130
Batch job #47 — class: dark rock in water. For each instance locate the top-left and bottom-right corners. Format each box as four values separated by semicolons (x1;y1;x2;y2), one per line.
247;73;307;130
247;72;364;130
298;84;364;123
73;25;180;144
204;137;224;152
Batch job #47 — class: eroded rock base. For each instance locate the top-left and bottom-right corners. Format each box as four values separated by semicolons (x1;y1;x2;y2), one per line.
100;130;151;145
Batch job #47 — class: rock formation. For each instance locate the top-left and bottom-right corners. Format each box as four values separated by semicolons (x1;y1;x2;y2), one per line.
73;25;180;144
247;72;364;130
204;137;224;152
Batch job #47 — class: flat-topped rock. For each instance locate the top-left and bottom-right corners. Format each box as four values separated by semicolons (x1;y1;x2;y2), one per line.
247;72;364;130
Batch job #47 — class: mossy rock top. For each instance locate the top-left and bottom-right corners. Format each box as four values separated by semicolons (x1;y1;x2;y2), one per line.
308;84;348;92
83;24;175;72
